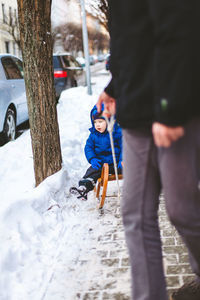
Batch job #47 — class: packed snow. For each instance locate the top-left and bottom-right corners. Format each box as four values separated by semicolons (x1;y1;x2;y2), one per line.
0;70;113;300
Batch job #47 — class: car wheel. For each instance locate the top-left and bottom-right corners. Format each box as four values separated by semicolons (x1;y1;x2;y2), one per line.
3;109;16;142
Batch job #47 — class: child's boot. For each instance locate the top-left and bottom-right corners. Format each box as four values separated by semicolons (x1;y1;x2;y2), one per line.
70;178;95;201
70;185;88;200
79;178;95;192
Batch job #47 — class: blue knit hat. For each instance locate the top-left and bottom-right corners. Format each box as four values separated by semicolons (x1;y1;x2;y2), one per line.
91;104;105;121
92;111;105;121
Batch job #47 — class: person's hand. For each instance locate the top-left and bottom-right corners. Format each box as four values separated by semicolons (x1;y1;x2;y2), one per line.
118;161;123;170
152;122;184;147
91;158;101;170
96;91;116;117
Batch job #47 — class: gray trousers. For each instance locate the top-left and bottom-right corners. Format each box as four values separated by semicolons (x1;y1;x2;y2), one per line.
121;119;200;300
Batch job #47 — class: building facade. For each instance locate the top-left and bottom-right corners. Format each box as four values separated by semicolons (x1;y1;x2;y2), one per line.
51;0;109;55
0;0;20;56
51;0;81;29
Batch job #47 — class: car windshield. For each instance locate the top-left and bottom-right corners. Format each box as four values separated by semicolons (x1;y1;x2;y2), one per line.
53;56;61;68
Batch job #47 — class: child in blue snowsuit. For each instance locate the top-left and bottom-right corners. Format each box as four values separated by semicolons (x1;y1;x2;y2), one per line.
72;105;122;200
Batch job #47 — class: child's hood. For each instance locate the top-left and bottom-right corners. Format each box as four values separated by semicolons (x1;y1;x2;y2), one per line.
89;104;121;135
90;104;104;125
89;104;105;133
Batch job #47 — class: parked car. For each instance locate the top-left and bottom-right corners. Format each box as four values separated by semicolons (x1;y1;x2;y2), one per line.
92;55;98;64
53;53;86;99
97;54;105;62
0;54;28;144
89;55;95;65
105;54;110;70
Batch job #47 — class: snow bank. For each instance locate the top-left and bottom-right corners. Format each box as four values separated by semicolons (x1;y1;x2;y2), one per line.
0;73;110;299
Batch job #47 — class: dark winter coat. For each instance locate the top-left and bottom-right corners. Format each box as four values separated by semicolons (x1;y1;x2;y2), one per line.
105;0;200;128
84;105;122;166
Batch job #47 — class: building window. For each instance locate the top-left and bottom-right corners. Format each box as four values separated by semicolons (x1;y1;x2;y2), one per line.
5;41;10;53
14;9;17;25
9;6;12;25
2;3;6;23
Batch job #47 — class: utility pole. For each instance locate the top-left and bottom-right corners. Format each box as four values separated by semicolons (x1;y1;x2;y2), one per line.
80;0;92;95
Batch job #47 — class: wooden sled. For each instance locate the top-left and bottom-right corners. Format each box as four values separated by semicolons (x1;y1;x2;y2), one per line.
95;163;123;209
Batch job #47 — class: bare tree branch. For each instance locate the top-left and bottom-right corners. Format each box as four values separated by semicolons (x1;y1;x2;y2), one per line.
54;22;109;55
87;0;109;31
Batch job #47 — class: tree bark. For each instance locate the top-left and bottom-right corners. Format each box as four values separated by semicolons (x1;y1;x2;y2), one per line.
17;0;62;186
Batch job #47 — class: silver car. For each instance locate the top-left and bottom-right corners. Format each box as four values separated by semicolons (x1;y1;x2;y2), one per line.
0;54;28;143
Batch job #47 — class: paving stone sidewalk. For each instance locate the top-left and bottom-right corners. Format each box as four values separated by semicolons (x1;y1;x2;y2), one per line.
78;189;195;299
45;183;194;300
159;194;195;296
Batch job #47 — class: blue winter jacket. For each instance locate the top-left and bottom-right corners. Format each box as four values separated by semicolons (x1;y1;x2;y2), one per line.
84;105;122;166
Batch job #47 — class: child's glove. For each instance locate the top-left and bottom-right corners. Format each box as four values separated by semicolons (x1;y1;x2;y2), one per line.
118;161;123;170
91;158;101;170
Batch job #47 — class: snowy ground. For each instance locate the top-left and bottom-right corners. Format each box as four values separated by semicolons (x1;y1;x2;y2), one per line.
0;70;112;300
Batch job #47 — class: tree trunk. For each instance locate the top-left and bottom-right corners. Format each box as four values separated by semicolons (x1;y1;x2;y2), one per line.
17;0;62;186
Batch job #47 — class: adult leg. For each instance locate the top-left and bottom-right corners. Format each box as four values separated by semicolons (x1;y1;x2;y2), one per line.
122;129;168;300
159;119;200;278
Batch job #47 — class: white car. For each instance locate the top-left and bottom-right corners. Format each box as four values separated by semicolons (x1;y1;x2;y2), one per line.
0;54;28;144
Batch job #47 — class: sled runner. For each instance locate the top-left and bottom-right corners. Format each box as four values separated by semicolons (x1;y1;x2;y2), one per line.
95;163;123;209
